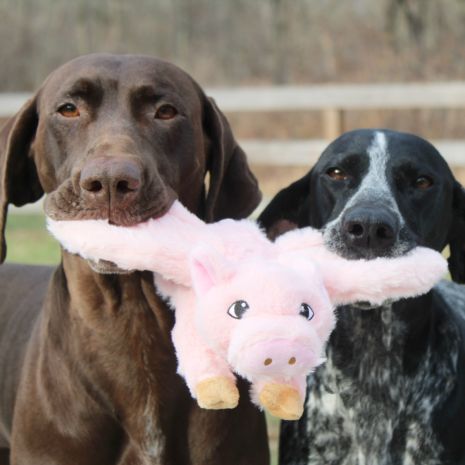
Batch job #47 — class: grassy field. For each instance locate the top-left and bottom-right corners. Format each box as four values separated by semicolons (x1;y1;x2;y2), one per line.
5;213;60;265
4;212;280;463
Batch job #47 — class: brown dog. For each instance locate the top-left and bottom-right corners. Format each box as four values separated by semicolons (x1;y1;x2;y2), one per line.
0;54;268;465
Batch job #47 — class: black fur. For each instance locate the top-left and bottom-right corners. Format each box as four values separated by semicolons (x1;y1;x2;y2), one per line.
259;129;465;465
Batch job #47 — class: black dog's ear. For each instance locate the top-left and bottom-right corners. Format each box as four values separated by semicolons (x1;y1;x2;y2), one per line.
0;96;43;263
448;181;465;283
202;97;261;222
257;171;312;238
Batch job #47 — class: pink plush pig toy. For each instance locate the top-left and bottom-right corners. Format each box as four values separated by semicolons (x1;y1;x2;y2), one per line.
47;201;447;420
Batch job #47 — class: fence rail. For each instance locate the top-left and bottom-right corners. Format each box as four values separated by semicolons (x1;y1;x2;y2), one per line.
241;139;465;167
5;82;465;114
210;82;465;110
208;82;465;140
2;83;465;167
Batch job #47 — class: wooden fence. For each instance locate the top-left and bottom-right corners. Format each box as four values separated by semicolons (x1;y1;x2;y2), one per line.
208;82;465;168
2;83;465;211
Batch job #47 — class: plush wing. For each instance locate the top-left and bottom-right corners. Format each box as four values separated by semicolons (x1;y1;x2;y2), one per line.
47;200;206;285
276;227;447;306
306;247;447;306
274;226;325;253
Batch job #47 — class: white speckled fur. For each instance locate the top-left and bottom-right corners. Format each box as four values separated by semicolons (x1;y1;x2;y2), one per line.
279;131;464;465
324;132;410;258
298;299;457;465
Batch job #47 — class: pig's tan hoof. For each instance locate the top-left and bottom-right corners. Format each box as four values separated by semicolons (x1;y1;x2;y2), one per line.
259;383;304;420
196;377;239;410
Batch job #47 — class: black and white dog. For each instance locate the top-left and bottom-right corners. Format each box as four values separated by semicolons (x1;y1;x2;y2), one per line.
259;129;465;465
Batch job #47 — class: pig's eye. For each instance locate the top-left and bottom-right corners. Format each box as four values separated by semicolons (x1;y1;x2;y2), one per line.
299;303;314;320
227;300;249;319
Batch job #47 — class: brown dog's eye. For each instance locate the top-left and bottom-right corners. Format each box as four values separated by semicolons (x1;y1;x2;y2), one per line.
326;167;348;181
415;176;433;190
155;104;178;120
57;103;80;118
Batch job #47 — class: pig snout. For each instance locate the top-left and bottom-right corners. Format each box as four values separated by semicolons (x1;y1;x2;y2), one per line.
232;338;319;380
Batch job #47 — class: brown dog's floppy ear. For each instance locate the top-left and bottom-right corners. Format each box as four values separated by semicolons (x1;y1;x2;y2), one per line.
203;97;261;221
257;171;312;238
0;96;43;263
448;181;465;283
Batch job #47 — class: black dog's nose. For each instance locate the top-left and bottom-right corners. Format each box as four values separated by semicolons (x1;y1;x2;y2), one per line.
80;156;142;204
341;206;398;253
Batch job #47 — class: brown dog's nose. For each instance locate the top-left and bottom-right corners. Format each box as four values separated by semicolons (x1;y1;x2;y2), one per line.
80;157;142;204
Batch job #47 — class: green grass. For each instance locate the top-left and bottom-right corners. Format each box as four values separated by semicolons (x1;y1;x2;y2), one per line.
4;212;280;463
4;213;61;265
267;414;280;464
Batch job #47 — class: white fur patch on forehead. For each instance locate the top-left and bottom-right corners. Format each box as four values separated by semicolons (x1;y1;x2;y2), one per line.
347;130;403;222
357;131;390;201
369;131;388;160
321;131;408;252
324;131;403;229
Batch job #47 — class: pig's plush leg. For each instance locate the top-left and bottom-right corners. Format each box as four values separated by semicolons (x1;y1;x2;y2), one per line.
251;377;307;421
168;286;239;410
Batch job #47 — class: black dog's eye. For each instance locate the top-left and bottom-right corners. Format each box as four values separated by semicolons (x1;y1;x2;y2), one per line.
299;303;314;321
57;103;80;118
155;104;178;120
326;167;348;181
414;175;433;190
227;300;249;319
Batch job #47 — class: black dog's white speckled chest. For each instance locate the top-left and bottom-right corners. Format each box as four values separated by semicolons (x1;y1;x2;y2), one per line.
280;282;462;465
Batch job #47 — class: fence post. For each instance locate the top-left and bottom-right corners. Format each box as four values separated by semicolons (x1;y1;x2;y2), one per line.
323;108;343;140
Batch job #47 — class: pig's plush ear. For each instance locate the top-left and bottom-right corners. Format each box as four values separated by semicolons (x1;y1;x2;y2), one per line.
189;246;235;295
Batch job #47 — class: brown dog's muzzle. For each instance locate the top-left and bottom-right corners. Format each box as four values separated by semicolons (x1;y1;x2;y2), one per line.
45;150;176;226
80;156;142;212
75;154;172;227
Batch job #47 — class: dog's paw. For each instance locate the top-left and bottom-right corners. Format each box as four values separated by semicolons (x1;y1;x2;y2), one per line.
259;383;303;420
196;376;239;410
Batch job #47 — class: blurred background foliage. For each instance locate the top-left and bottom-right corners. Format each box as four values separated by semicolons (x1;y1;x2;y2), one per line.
1;0;465;90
